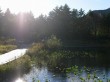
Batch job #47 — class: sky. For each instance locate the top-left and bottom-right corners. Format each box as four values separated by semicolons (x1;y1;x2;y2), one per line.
0;0;110;17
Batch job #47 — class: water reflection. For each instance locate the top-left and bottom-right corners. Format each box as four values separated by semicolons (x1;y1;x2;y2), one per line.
23;67;67;82
23;67;110;82
15;78;24;82
0;49;110;82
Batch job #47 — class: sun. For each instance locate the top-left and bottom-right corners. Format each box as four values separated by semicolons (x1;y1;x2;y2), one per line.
15;78;24;82
0;0;51;17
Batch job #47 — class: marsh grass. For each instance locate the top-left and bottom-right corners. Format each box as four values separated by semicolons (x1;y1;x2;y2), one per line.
0;55;31;73
0;45;17;54
26;39;109;71
27;43;104;70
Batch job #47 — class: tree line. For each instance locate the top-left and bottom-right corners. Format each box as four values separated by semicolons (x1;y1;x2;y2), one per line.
0;4;110;43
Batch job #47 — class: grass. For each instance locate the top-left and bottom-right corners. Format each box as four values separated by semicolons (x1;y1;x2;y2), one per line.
0;55;31;73
0;55;32;81
0;45;17;54
0;38;17;54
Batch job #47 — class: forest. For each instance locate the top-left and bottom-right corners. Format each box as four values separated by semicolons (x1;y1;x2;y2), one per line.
0;4;110;46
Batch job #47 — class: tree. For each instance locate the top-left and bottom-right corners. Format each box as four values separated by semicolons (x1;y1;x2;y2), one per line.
102;13;110;37
48;4;72;39
78;8;85;17
0;8;3;36
2;8;14;37
71;9;78;19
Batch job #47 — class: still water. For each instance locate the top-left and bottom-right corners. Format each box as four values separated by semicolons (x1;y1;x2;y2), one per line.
1;48;110;82
22;66;110;82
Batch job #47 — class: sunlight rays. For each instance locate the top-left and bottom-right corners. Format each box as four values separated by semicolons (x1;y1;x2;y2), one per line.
18;13;25;29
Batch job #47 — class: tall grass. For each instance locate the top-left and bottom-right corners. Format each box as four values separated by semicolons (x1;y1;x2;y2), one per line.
0;45;17;54
0;55;31;73
0;55;32;81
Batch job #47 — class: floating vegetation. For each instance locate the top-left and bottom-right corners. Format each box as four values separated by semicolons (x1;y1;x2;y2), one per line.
65;65;110;82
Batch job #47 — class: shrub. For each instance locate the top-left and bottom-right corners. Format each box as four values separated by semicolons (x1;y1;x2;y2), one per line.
45;35;62;49
27;43;44;57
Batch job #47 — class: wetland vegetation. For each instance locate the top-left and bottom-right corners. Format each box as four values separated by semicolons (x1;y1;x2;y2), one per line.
0;3;110;82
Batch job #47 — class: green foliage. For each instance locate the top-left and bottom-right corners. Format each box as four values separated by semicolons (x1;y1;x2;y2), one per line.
0;4;109;43
87;74;91;80
98;79;103;82
0;45;17;54
65;65;108;82
37;80;40;82
0;38;16;45
66;65;79;75
0;55;31;73
78;8;85;17
80;77;85;82
27;43;44;57
45;35;62;49
27;41;105;69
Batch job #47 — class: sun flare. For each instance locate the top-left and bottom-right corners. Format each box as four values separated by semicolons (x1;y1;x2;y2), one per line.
15;78;24;82
0;0;51;17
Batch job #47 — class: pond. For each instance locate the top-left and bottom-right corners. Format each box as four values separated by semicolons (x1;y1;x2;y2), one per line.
22;66;110;82
0;48;110;82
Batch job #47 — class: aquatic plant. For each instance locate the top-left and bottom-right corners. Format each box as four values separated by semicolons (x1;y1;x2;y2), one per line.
66;65;109;82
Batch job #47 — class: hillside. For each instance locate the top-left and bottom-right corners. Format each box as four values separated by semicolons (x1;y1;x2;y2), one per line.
93;8;110;15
